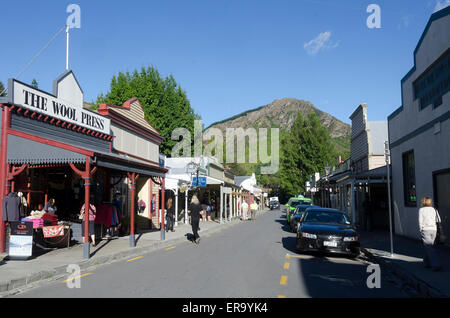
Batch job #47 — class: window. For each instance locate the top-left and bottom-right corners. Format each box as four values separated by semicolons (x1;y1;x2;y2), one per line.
413;50;450;110
402;150;417;207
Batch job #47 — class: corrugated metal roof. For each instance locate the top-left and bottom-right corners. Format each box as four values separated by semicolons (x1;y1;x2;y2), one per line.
7;134;86;165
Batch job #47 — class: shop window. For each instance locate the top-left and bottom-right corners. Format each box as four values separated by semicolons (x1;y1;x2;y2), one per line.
402;150;417;207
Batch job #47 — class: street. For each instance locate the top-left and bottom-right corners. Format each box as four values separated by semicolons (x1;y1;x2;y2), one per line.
12;209;407;298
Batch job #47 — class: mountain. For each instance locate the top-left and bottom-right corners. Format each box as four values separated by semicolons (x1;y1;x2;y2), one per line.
207;98;351;157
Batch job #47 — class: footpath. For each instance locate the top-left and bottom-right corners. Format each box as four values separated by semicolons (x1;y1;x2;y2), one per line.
360;231;450;298
0;210;268;296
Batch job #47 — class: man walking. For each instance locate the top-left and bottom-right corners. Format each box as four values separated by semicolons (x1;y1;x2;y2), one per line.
241;200;249;221
250;201;258;221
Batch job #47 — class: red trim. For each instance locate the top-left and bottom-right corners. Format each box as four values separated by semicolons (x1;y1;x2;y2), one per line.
50;118;55;124
8;128;94;156
24;110;29;116
44;116;49;122
56;120;61;126
31;112;36;118
62;122;67;128
67;123;71;129
37;114;42;120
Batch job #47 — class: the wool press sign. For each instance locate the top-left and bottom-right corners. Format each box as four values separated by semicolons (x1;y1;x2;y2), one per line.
9;79;111;135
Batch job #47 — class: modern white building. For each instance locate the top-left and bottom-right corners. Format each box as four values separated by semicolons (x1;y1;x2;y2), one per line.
388;6;450;241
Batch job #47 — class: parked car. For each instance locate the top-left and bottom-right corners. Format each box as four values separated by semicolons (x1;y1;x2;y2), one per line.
289;205;319;232
285;197;313;223
296;208;360;258
269;200;280;210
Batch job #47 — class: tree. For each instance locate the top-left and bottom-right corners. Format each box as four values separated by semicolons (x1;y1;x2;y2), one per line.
279;112;337;197
96;66;200;156
0;81;6;97
31;79;39;89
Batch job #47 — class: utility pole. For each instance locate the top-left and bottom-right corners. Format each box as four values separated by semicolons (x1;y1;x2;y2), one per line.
385;141;394;258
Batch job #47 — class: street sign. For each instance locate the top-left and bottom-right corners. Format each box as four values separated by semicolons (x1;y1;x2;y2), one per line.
192;176;207;187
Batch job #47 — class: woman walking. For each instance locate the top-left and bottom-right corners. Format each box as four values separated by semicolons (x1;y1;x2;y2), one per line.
166;198;175;232
418;197;442;271
188;195;202;244
80;196;96;246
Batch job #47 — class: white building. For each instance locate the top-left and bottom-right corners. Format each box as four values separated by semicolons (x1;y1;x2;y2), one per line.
388;6;450;240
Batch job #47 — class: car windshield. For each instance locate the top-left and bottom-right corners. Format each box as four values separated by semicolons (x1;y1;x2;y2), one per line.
291;200;311;207
303;211;351;225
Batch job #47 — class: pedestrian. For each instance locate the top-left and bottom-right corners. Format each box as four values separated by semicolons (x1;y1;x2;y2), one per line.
201;202;207;222
166;198;175;232
44;198;57;215
206;203;212;222
80;196;96;246
241;200;249;221
418;197;442;271
250;201;258;221
188;195;202;244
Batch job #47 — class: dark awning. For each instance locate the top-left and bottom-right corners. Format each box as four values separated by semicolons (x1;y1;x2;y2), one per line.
94;151;167;178
7;134;86;165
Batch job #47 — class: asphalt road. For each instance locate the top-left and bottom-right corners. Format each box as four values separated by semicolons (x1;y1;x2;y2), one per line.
12;209;407;298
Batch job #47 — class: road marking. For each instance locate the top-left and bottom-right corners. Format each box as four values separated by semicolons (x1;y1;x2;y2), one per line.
280;276;288;285
62;272;92;283
277;295;287;298
127;256;143;262
165;246;176;251
205;234;211;238
283;262;290;270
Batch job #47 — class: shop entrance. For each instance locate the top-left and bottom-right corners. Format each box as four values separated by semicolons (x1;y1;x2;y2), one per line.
434;169;450;246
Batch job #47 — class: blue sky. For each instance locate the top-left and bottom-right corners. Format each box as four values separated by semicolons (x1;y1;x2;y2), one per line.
1;0;448;127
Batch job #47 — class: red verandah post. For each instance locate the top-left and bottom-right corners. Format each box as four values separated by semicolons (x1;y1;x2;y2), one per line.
128;172;139;247
0;105;11;253
160;177;165;241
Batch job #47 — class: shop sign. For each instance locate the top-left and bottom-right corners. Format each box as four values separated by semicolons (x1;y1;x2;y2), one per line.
8;79;111;135
9;221;33;259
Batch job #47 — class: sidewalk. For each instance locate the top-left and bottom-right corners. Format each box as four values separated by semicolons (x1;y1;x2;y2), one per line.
0;211;266;296
360;230;450;298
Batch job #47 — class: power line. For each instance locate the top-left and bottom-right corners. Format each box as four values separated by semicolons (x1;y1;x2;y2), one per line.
0;25;67;96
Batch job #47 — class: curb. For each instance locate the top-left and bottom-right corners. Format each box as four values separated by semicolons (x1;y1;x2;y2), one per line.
0;218;243;296
361;247;448;298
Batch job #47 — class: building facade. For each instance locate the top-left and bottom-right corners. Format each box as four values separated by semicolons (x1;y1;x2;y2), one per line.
388;7;450;241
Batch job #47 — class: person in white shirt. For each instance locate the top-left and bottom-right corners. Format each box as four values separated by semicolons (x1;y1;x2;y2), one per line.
241;201;249;221
418;197;442;271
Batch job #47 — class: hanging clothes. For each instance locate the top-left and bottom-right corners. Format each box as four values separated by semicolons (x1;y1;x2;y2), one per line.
2;192;22;222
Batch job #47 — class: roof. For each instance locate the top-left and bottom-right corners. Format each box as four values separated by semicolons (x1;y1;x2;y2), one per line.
368;121;388;155
98;98;160;135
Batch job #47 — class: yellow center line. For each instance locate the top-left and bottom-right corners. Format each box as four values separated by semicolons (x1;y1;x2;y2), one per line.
165;246;176;251
127;256;143;262
283;262;290;270
62;272;92;283
280;275;288;285
205;234;211;238
277;295;287;298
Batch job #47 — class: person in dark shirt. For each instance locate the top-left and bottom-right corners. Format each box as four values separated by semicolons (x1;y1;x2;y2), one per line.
166;198;175;232
44;198;57;214
188;195;202;244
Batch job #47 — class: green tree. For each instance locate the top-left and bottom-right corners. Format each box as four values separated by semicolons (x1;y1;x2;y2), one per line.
96;66;200;156
31;79;39;89
279;112;337;197
0;81;6;97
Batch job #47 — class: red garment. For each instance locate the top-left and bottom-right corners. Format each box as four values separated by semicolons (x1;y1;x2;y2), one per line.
95;205;112;228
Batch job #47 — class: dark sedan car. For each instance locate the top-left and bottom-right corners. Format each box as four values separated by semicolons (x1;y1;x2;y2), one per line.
269;200;280;210
289;205;319;232
296;208;360;258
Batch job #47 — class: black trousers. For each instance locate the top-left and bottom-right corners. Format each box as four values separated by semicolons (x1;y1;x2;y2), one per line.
166;214;174;231
191;217;200;240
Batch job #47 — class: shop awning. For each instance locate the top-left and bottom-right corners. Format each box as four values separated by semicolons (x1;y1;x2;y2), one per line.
7;134;86;165
206;176;223;185
94;151;167;178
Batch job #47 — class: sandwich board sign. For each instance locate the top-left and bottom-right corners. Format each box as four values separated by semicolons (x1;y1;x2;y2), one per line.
9;221;33;260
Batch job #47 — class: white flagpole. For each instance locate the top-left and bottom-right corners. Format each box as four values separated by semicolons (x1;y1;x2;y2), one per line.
66;25;70;70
